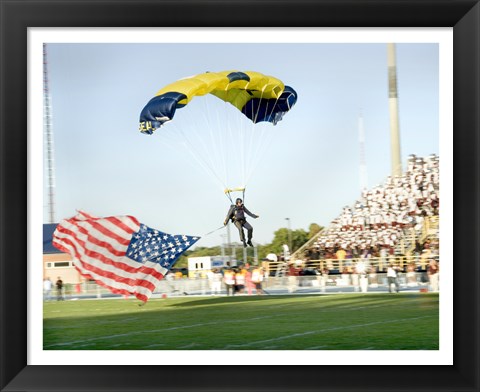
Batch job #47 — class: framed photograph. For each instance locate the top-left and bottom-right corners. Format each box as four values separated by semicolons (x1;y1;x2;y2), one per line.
1;0;479;391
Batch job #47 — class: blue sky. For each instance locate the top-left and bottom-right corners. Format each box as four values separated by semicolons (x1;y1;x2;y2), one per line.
43;42;439;248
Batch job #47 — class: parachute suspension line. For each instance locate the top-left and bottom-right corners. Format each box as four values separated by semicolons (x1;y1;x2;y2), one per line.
222;82;247;192
206;94;229;187
245;87;267;183
223;95;235;189
223;81;246;190
163;121;228;192
217;95;234;187
196;95;222;184
180;133;227;190
187;145;226;191
244;86;267;186
193;99;225;184
243;88;283;185
239;94;247;189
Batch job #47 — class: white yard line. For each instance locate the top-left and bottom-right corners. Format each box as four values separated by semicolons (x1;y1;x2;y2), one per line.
43;315;274;348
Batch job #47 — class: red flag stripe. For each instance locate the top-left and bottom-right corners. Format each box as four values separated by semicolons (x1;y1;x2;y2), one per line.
52;234;166;281
73;257;158;293
54;217;138;264
73;266;149;302
106;216;141;235
82;219;133;247
54;224;128;258
58;238;162;294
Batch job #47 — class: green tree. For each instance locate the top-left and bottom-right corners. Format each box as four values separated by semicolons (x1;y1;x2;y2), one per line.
308;223;323;239
259;227;309;256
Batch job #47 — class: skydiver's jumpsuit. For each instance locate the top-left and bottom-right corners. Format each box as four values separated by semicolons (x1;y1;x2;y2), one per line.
224;204;258;243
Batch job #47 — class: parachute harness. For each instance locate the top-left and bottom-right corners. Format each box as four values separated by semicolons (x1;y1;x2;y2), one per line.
224;186;246;205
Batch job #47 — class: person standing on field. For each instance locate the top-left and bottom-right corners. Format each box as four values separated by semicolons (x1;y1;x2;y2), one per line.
55;276;64;301
387;264;400;293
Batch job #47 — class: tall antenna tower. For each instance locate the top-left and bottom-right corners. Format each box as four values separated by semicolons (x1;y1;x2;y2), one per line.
43;43;56;223
358;111;368;192
387;43;403;176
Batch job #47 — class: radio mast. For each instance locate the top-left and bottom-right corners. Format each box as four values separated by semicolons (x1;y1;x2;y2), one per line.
43;43;56;223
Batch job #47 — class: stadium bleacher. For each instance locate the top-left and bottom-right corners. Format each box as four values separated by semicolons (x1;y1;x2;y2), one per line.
290;154;440;273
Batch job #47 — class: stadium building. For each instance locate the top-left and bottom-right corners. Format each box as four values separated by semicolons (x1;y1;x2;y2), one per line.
43;223;80;284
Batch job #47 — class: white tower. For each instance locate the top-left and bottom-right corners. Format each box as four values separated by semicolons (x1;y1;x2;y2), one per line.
387;43;403;177
358;111;368;192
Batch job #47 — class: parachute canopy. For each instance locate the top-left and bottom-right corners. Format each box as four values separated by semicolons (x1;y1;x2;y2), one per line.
139;70;298;134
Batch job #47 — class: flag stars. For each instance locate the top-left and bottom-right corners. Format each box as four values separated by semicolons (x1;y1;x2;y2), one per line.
126;225;200;266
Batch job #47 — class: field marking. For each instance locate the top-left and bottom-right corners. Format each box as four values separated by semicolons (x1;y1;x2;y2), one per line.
221;315;434;349
43;315;274;348
223;331;317;349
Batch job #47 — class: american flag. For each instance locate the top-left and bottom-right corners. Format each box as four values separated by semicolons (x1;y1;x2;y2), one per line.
52;211;200;302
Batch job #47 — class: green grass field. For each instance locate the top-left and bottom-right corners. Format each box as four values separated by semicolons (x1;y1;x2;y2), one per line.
43;293;439;350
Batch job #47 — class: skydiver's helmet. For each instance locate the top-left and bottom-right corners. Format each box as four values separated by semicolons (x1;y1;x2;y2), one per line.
236;198;243;205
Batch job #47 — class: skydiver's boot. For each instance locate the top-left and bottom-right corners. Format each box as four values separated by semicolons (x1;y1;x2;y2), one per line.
247;240;253;247
242;240;247;248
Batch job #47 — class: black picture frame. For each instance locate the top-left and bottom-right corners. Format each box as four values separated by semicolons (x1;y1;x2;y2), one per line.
1;0;478;391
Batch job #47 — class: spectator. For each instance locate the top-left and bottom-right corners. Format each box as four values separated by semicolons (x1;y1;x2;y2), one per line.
208;269;223;296
251;266;264;295
287;262;299;293
306;154;439;273
235;267;246;294
55;276;64;301
369;265;379;288
427;259;439;292
244;265;254;296
223;267;236;296
356;260;368;293
386;264;400;293
43;277;52;301
320;267;329;292
406;262;417;287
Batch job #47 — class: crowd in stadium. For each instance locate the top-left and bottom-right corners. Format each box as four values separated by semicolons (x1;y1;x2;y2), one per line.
304;154;440;265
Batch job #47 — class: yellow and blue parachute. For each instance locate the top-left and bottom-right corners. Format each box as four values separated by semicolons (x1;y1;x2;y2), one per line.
139;71;297;134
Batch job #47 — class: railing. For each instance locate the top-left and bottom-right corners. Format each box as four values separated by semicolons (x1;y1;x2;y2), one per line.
421;215;439;243
44;270;439;301
265;254;439;275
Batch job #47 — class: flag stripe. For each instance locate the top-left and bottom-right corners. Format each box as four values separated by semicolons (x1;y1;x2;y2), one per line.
52;211;199;302
56;237;161;295
55;223;128;258
53;234;166;281
73;266;149;302
84;219;133;247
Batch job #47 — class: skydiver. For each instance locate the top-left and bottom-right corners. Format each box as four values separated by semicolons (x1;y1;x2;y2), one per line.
224;198;259;247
